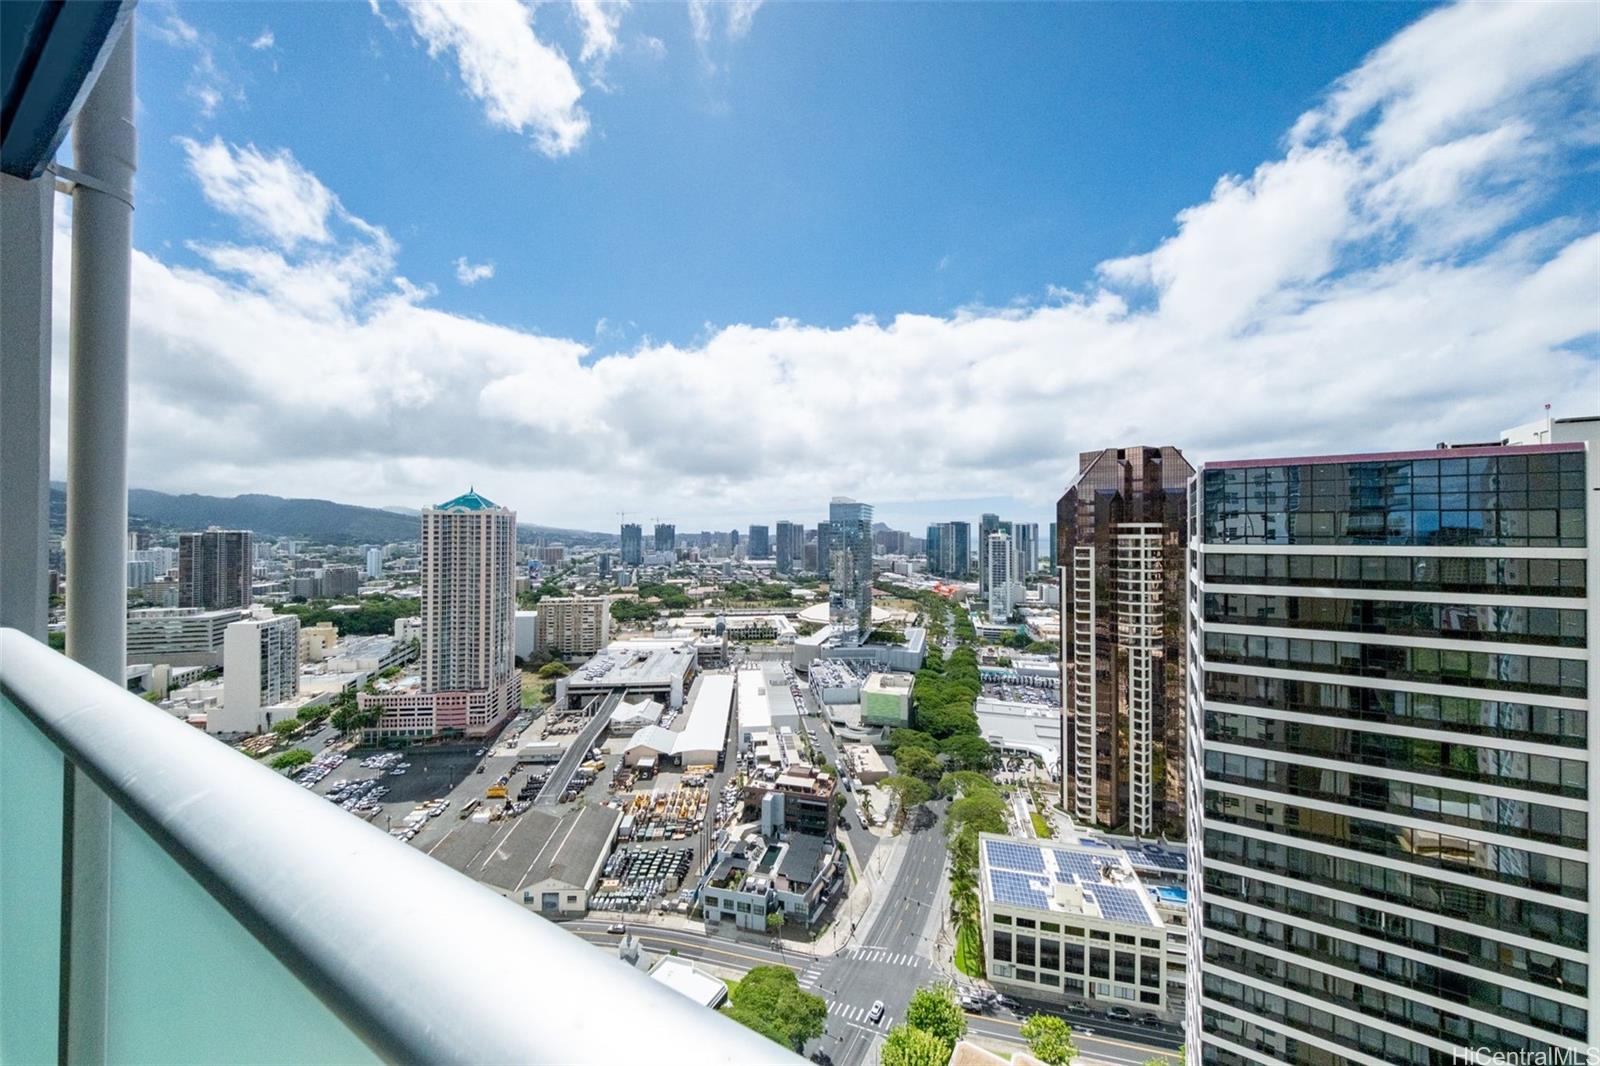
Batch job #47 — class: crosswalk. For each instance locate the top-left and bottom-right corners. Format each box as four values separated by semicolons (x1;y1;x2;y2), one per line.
796;962;825;991
826;1000;891;1028
843;946;924;968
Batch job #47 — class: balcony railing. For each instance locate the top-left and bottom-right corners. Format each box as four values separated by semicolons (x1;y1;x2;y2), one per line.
0;628;799;1065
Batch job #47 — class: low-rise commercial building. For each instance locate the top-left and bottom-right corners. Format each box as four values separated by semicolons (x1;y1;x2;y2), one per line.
979;834;1173;1017
974;698;1062;778
702;830;841;932
860;672;912;727
127;606;248;667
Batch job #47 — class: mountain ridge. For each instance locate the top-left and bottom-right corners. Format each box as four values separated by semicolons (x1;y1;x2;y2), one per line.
47;484;614;546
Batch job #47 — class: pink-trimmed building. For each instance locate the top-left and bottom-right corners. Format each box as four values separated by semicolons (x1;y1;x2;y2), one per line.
361;490;519;740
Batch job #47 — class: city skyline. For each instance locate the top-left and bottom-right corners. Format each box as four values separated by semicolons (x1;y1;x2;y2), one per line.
41;1;1597;531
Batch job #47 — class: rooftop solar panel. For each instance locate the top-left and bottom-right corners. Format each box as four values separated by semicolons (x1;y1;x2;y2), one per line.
1050;850;1104;884
985;840;1045;873
1095;884;1155;926
989;870;1050;909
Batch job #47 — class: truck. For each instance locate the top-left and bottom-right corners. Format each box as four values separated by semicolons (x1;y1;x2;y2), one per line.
486;784;507;799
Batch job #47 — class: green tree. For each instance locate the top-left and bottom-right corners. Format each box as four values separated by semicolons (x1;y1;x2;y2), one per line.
880;773;933;812
894;745;943;783
1020;1014;1077;1065
889;728;938;754
270;718;300;736
938;771;999;799
904;984;966;1051
766;911;784;933
723;965;826;1052
269;748;313;771
946;791;1008;838
537;661;571;679
939;733;994;771
880;1024;949;1066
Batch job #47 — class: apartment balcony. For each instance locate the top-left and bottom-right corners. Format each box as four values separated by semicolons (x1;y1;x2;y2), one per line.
0;629;796;1064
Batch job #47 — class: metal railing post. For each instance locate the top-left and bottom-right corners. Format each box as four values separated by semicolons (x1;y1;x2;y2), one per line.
62;26;136;1066
0;172;55;642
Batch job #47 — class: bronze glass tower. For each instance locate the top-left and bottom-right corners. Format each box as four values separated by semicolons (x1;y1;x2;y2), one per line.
1055;445;1192;838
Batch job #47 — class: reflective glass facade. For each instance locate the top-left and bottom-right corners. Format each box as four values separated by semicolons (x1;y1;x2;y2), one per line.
1187;439;1596;1066
1056;445;1192;838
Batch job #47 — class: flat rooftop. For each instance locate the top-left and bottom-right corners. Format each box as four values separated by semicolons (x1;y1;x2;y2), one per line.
863;672;913;694
980;834;1161;928
428;802;620;895
567;640;695;689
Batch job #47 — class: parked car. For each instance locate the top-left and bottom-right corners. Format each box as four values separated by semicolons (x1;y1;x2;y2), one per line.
867;1001;885;1024
1137;1013;1162;1027
1106;1006;1134;1022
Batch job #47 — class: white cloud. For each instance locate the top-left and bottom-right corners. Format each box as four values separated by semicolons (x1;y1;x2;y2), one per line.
454;257;496;285
726;0;763;40
58;2;1600;529
147;9;240;117
250;28;276;50
571;0;627;79
388;0;589;157
688;0;761;73
178;137;338;250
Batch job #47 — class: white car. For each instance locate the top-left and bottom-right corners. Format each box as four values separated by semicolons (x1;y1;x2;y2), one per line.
868;1001;885;1024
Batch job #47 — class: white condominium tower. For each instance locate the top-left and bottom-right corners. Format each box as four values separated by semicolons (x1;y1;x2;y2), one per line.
421;490;517;706
986;531;1017;619
1186;416;1597;1065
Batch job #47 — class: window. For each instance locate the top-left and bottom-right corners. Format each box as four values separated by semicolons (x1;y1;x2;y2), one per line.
993;931;1012;963
1090;948;1110;980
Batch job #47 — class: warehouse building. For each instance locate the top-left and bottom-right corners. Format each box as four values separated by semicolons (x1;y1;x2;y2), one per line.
622;672;734;769
429;802;621;917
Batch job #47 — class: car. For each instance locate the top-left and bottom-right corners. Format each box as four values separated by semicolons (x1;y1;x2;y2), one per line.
607;922;627;934
867;1001;885;1024
475;748;486;757
1137;1013;1161;1027
1106;1006;1134;1022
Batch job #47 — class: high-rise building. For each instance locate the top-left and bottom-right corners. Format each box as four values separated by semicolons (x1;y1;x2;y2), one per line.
985;531;1017;619
730;528;740;553
365;546;383;579
654;523;675;553
816;521;833;578
597;553;613;579
977;513;1001;593
1015;522;1039;575
216;614;300;734
178;529;253;609
361;491;519;740
535;596;612;658
620;523;643;566
1047;521;1057;570
1056;445;1192;839
1187;417;1596;1065
775;521;800;575
827;498;873;645
925;525;943;576
946;521;971;579
748;525;770;559
421;491;516;696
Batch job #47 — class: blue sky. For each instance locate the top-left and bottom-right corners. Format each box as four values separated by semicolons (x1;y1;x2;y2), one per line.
138;1;1430;349
59;1;1599;532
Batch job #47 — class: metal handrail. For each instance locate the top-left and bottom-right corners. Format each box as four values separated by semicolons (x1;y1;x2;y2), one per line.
0;629;801;1065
